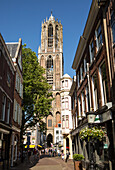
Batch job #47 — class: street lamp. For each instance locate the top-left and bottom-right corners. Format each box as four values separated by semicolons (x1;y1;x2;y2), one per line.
86;111;97;170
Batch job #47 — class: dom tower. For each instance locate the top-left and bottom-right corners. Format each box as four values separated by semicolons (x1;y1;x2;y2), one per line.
38;13;64;147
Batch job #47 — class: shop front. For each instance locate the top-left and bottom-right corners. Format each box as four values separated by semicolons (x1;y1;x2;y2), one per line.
0;128;11;170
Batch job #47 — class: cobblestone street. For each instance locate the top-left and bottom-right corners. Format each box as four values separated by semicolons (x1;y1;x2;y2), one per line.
10;155;74;170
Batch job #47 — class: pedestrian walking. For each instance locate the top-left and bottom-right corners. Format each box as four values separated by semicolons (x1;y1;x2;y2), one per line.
65;150;69;162
28;149;31;163
61;152;64;161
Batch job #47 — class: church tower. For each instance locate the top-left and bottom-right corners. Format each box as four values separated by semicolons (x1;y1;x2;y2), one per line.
38;13;64;146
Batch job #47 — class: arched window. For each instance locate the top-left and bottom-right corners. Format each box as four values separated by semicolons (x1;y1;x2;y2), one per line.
55;55;60;72
55;55;60;88
48;24;53;47
47;55;53;85
43;26;46;49
56;93;60;108
56;112;60;125
40;55;45;68
55;25;58;48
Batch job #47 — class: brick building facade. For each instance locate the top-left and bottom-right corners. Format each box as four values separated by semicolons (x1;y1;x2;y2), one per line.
0;33;15;169
71;0;115;169
6;39;23;166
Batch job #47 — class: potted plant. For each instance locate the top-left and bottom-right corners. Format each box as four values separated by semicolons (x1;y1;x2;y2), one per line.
79;127;106;142
73;154;84;170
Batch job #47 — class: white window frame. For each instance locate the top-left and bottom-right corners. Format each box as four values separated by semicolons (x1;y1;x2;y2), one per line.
84;58;87;76
65;97;69;110
81;92;85;116
62;115;65;128
77;73;80;88
99;64;107;105
92;76;97;111
95;22;103;52
80;66;83;82
65;80;68;87
89;39;94;63
86;87;90;112
66;115;69;128
78;97;81;118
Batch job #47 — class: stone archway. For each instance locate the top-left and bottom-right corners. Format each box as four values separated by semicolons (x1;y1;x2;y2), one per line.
47;134;53;147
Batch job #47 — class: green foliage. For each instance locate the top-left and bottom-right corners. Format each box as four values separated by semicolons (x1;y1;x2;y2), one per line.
79;127;106;141
73;154;84;161
22;44;53;133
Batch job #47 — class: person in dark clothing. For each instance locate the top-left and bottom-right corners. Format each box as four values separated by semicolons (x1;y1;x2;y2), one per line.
65;151;69;162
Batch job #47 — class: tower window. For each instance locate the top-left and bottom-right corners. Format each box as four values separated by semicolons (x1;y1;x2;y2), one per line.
48;24;53;47
47;55;53;85
55;25;58;48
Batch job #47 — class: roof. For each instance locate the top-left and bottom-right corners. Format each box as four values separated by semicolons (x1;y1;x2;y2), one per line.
49;12;55;21
6;43;18;58
62;73;71;78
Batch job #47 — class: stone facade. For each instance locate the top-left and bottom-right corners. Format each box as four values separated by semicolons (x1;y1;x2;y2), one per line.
60;74;73;159
38;13;64;146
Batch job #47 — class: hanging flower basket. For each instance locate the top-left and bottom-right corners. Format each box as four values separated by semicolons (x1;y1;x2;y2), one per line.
79;127;106;142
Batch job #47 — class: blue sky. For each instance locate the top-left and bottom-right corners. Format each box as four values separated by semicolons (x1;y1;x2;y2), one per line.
0;0;92;78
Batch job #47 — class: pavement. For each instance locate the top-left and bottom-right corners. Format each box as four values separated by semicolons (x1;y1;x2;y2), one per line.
10;154;74;170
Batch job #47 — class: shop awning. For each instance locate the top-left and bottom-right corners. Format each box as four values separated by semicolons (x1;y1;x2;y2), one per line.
25;145;35;148
29;145;35;148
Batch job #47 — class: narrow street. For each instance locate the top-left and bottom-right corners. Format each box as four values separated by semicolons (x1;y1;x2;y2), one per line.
10;154;74;170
